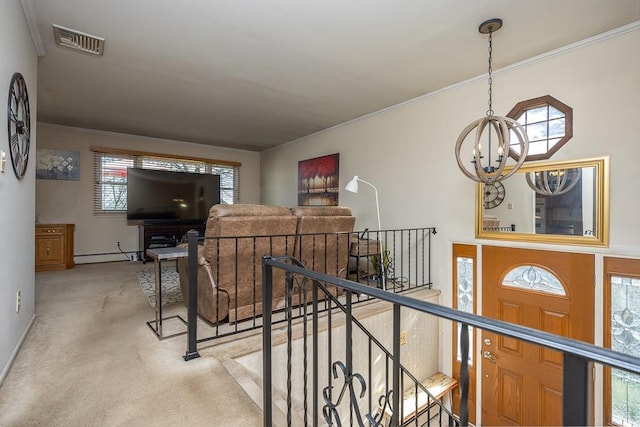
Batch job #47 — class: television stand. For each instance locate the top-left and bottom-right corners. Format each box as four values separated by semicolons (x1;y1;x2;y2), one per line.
138;223;205;263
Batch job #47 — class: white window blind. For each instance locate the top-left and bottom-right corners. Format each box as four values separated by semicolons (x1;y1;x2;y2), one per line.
93;148;240;215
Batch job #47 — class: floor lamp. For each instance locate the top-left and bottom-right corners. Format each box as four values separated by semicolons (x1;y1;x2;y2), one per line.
345;175;381;231
345;175;386;289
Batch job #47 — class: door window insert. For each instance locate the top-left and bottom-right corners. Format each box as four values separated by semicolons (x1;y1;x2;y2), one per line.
502;265;566;296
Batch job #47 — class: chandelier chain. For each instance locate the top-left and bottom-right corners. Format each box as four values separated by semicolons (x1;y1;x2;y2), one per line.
454;18;530;184
486;31;494;117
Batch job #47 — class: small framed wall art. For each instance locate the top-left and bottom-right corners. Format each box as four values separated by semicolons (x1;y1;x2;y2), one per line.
36;149;80;181
298;153;339;206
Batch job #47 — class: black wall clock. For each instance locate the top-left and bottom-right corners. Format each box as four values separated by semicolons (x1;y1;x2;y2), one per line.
7;72;31;179
484;181;506;209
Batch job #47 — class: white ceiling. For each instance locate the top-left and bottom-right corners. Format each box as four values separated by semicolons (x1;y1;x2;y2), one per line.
27;0;640;151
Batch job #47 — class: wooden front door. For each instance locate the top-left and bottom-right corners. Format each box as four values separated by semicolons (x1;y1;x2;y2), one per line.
481;246;594;426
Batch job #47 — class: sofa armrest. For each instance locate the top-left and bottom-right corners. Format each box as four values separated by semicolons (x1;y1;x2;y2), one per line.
198;257;219;290
177;244;230;323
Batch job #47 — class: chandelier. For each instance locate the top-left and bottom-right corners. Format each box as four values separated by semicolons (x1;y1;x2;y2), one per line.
526;168;580;196
455;18;529;184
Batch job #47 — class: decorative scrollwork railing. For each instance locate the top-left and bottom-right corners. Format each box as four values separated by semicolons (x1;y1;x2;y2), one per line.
365;390;393;426
322;361;368;426
263;256;459;427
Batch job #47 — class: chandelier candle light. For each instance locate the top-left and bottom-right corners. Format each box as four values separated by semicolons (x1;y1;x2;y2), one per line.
455;18;529;184
526;168;580;196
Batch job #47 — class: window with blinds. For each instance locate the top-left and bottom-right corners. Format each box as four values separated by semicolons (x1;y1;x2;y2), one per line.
93;149;240;214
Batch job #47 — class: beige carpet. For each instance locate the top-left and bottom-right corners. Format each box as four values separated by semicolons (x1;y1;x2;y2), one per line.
0;261;262;426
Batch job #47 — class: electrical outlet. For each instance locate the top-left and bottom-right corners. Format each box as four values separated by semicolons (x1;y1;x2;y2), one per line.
399;330;407;346
130;254;135;262
16;290;21;313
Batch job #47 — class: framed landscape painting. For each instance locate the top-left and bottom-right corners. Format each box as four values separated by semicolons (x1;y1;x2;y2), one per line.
298;153;339;206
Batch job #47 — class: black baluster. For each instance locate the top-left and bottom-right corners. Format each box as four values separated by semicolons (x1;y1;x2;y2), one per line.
459;324;469;426
262;257;273;427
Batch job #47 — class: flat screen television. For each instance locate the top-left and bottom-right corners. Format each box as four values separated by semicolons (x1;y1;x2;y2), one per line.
126;168;220;224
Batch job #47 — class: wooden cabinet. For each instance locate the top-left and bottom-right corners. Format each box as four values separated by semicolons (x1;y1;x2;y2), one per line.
35;224;75;272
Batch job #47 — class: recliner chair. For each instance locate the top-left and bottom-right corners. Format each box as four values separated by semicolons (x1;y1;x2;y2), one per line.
178;204;298;323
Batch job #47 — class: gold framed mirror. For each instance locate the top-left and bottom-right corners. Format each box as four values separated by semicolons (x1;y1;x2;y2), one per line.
476;156;609;246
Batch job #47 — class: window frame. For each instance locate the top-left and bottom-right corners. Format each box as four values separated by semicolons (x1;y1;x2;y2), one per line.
92;147;240;215
452;243;477;425
507;95;573;162
603;256;640;426
94;152;134;214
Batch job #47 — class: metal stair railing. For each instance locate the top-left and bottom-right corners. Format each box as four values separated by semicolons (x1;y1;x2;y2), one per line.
262;256;640;427
183;227;436;360
264;256;459;427
302;260;458;426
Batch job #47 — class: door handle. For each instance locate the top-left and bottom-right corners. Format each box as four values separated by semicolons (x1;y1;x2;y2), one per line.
483;351;497;363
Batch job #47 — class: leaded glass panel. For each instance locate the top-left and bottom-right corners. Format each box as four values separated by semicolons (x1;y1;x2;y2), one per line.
502;265;566;296
457;257;473;314
610;275;640;426
456;256;474;364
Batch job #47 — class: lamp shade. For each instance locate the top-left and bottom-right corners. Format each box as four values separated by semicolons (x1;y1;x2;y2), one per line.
345;175;359;193
343;174;385;289
344;174;381;231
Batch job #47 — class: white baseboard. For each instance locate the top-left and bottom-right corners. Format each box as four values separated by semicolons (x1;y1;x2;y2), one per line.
75;254;133;264
0;314;36;387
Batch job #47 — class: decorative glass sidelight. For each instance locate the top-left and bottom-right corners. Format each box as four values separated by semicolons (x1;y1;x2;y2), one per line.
456;257;474;363
457;257;474;313
610;275;640;426
502;265;566;296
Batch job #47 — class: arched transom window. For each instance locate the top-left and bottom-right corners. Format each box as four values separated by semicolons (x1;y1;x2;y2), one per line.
502;265;566;296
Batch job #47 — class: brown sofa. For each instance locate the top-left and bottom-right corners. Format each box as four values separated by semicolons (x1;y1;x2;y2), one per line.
178;204;355;324
292;205;355;284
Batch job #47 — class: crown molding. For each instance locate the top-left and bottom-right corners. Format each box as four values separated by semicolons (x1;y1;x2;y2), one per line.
19;0;46;56
273;21;640;152
37;122;257;155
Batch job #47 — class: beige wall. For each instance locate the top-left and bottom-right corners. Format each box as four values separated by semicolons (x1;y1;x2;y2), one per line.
262;26;640;247
261;26;640;423
0;0;38;383
262;26;640;273
35;125;261;263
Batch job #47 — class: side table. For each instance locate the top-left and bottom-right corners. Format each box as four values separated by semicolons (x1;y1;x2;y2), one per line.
348;239;383;288
146;246;188;340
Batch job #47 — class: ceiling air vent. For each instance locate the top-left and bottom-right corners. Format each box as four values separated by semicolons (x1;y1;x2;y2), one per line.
52;24;105;56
